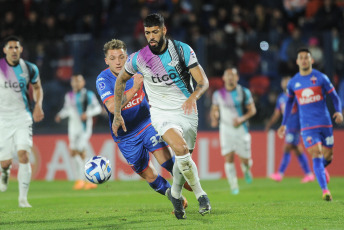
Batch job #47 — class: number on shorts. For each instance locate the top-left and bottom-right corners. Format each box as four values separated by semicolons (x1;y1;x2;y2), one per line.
325;136;334;145
150;134;161;147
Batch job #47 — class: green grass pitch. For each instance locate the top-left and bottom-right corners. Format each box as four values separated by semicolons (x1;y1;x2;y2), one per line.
0;178;344;229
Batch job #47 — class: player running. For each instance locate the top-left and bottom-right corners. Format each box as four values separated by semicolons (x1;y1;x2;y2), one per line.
96;39;188;210
278;48;343;201
266;75;314;183
0;36;44;207
55;74;102;190
112;13;211;219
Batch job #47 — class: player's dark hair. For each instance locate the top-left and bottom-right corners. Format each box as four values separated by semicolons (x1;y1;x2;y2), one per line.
143;13;164;27
297;47;312;56
3;35;21;47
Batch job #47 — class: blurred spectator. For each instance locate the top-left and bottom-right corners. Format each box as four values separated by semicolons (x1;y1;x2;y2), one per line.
314;0;343;31
308;36;323;70
0;11;19;39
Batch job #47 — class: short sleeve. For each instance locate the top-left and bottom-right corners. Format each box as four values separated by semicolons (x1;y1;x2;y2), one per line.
96;76;114;104
212;90;220;105
322;74;335;94
179;42;198;69
244;87;253;105
124;52;139;75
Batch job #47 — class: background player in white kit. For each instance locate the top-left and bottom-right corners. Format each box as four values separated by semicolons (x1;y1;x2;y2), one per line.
0;36;44;207
55;74;102;190
210;68;256;195
112;13;210;219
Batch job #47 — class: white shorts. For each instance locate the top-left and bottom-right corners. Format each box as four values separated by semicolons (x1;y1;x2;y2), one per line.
220;128;251;159
69;132;90;152
0;121;32;161
150;109;198;150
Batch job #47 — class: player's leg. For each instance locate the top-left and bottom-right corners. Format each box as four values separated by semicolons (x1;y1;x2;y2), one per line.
322;147;332;184
294;145;314;183
71;149;86;190
238;133;253;184
321;127;335;184
302;129;330;201
14;124;33;207
162;128;210;216
224;152;239;194
0;127;14;192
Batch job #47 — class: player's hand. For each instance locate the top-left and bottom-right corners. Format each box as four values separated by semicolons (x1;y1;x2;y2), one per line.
210;109;219;127
33;105;44;122
182;96;197;115
277;125;286;139
233;117;244;127
112;114;126;137
80;113;87;121
133;74;143;90
333;112;343;124
55;115;61;123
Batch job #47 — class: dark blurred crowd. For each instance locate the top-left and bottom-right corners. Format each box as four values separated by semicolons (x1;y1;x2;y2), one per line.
1;0;344;131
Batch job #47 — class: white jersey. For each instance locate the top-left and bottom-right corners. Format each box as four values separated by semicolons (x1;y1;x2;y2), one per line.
124;39;198;112
0;58;40;124
212;85;253;134
57;88;102;137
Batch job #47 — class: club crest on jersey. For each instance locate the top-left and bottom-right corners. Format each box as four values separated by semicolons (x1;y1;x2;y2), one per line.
310;76;317;84
306;136;312;145
98;82;106;90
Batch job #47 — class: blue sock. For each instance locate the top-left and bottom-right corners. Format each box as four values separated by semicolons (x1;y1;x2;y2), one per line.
148;174;171;195
322;157;332;168
313;158;327;190
161;156;175;174
278;152;291;174
297;153;311;174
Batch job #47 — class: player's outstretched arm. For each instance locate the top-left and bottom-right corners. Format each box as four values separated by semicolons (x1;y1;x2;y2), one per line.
277;125;286;139
112;68;132;136
31;79;44;122
234;102;257;127
182;65;209;115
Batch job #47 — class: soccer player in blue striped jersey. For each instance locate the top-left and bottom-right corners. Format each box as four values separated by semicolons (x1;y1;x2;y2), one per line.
0;36;44;207
111;13;211;219
278;48;343;201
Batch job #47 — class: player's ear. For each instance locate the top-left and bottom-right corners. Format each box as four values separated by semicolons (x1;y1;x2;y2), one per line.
104;57;109;65
163;26;167;35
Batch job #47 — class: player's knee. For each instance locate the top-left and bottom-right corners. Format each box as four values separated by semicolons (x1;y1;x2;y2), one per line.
1;159;12;169
17;150;29;163
173;143;189;156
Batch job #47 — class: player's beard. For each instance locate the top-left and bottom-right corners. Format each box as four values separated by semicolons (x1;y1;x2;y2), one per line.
148;37;165;53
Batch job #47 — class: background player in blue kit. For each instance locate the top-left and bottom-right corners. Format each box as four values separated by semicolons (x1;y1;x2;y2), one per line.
278;48;343;201
96;39;187;208
112;13;211;219
266;76;314;183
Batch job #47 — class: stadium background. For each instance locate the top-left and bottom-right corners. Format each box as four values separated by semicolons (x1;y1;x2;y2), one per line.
1;0;344;179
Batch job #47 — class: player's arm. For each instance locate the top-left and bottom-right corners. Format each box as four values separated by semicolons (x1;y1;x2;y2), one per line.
81;92;102;121
31;79;44;122
265;109;281;131
234;102;256;127
112;68;133;136
328;89;343;124
277;96;294;138
105;74;143;113
183;65;209;114
210;104;220;128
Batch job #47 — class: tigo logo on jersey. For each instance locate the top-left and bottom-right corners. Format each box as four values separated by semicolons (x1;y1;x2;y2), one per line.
296;86;323;105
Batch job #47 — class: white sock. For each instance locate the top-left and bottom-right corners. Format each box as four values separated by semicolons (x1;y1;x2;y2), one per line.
171;163;185;199
175;153;206;199
240;159;253;173
73;155;85;180
18;163;31;201
1;167;10;178
225;162;238;190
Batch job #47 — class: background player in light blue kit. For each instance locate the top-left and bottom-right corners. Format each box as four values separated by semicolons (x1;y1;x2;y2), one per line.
112;13;211;219
210;67;256;195
266;75;314;183
278;48;343;201
96;39;188;210
0;36;44;207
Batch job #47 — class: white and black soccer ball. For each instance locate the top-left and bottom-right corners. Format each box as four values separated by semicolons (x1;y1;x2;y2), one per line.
84;156;112;184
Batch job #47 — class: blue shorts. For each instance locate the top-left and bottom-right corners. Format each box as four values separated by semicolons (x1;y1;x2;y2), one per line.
117;124;168;174
301;127;334;149
285;130;300;146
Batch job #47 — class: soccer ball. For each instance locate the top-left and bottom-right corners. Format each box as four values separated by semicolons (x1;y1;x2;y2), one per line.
84;156;112;184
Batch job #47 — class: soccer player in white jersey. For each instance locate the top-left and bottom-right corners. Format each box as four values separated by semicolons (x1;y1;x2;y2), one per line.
112;13;210;219
210;68;256;195
0;36;44;207
55;74;102;190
